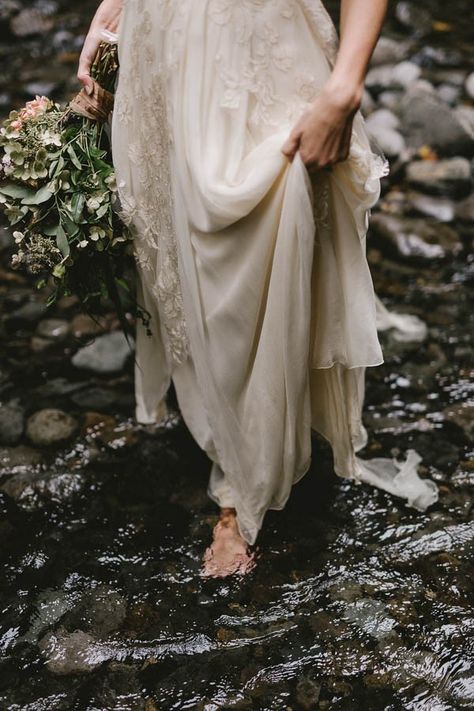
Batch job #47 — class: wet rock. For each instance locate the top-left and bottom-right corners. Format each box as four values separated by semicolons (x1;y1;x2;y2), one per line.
26;408;78;447
38;628;101;676
36;318;69;341
370;214;462;261
295;676;321;709
21;588;77;644
63;585;127;637
71;313;108;338
406;191;455;222
0;399;24;445
343;599;398;640
71;331;134;374
10;8;55;37
466;72;474;100
0;469;84;509
371;37;413;67
0;444;43;472
411;46;463;69
405;157;471;196
399;85;474;155
365;61;421;91
395;2;433;37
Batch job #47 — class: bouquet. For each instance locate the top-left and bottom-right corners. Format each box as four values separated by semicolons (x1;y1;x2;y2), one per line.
0;33;144;339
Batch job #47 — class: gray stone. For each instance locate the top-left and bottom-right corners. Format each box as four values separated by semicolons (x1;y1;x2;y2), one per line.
466;72;474;100
72;331;134;374
26;408;78;447
366;61;421;91
38;629;102;676
366;126;405;157
454;106;474;140
399;85;474;155
0;400;24;445
0;0;21;22
371;37;413;67
406;192;455;222
437;83;462;106
366;108;400;131
377;90;403;111
36;318;70;341
24;81;58;97
6;299;46;325
370;213;462;260
406;157;471;195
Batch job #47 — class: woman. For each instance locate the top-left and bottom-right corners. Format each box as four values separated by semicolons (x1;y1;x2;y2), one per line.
78;0;439;578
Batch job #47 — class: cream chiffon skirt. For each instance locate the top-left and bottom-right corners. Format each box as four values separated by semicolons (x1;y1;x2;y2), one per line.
111;0;439;545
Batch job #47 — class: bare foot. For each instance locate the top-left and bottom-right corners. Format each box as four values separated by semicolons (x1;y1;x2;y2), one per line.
200;507;257;578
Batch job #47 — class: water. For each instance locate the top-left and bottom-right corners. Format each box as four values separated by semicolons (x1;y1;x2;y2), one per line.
0;1;473;709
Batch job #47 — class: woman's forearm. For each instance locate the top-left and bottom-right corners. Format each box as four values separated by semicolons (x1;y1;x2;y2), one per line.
326;0;389;109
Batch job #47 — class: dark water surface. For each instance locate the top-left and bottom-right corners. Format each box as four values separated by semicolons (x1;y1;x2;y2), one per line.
0;1;473;709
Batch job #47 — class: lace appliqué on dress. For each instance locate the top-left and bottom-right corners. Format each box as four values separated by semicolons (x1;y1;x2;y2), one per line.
114;2;189;367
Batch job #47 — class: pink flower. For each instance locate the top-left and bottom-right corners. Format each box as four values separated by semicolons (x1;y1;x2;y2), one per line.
18;95;50;122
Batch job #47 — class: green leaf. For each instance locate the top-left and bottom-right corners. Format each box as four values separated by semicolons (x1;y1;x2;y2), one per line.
62;214;79;238
70;192;85;222
0;182;33;199
42;223;60;236
56;224;70;258
21;185;53;205
95;203;109;219
67;144;82;170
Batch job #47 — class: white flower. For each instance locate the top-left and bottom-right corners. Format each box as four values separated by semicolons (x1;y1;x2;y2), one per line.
78;239;89;249
13;230;24;244
105;173;117;192
40;129;62;147
89;227;106;241
86;192;106;213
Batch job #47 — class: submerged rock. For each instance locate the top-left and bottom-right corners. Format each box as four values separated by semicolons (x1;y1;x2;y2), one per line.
0;444;43;472
38;628;101;676
26;408;78;447
0;469;84;508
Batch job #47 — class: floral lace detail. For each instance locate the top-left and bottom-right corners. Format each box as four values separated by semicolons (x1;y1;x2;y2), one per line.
114;0;189;367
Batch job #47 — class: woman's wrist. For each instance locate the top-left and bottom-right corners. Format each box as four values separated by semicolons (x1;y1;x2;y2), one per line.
323;73;364;112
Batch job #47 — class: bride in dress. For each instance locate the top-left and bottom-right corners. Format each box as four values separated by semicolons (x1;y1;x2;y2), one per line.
78;0;439;578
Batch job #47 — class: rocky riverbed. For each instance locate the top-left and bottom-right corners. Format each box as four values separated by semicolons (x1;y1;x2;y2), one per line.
0;1;473;709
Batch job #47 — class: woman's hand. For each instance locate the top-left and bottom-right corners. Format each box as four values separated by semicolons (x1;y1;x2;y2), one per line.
281;82;362;171
77;0;123;94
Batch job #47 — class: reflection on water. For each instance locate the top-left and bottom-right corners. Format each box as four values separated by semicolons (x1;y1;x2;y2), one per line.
0;0;473;708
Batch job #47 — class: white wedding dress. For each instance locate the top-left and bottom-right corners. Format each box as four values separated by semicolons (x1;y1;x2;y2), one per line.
111;0;439;545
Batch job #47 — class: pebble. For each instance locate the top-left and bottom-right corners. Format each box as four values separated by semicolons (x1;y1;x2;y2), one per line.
36;318;70;341
71;331;134;374
365;61;421;91
0;400;24;446
366;126;406;157
26;408;78;448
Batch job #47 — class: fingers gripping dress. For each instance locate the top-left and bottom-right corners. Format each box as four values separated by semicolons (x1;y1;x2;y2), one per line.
111;0;439;545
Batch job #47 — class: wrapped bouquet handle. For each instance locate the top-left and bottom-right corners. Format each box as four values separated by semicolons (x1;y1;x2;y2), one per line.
69;78;114;124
